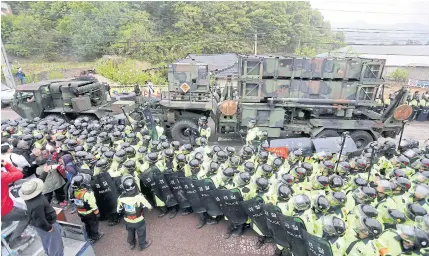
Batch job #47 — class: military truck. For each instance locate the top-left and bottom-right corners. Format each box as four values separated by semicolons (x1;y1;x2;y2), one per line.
158;56;409;150
11;78;130;120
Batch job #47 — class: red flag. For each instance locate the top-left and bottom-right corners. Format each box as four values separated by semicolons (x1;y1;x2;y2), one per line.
266;147;288;159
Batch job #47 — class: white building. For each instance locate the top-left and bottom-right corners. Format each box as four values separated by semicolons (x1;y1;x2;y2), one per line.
317;45;429;81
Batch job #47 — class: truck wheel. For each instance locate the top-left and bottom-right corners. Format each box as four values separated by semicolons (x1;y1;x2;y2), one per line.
171;119;198;144
350;131;373;151
316;130;339;138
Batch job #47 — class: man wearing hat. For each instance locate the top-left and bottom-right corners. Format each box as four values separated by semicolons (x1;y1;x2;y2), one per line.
19;178;64;256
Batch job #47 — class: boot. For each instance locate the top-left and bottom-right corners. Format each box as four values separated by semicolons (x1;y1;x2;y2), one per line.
181;207;193;216
138;240;152;251
206;216;218;225
168;206;178;219
232;224;244;237
196;213;207;229
224;225;233;239
255;236;265;249
129;243;136;250
9;236;32;249
274;248;282;256
89;232;104;244
158;207;168;218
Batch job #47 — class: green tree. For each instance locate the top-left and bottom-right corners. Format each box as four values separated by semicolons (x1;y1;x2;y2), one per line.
388;68;409;82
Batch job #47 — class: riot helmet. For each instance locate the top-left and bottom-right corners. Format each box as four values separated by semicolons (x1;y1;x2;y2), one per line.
255;177;269;193
293;194;311;212
236;172;251;187
243;162;255;174
322;216;346;237
278;184;292;201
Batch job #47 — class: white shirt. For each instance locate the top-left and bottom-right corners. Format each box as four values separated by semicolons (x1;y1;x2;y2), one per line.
3;153;30;170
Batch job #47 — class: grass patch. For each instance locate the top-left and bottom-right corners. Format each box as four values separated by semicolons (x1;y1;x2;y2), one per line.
47;71;65;79
95;57;167;85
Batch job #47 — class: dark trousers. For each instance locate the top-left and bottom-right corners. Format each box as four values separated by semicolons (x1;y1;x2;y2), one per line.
35;222;64;256
79;212;100;239
126;220;147;248
2;207;30;243
45;186;66;203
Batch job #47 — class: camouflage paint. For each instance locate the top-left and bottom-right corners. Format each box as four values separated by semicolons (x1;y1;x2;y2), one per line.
240;56;385;81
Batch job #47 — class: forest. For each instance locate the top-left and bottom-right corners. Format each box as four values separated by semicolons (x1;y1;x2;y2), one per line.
2;1;344;65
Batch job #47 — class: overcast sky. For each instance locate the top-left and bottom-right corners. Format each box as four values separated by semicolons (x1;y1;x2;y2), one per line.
310;0;429;26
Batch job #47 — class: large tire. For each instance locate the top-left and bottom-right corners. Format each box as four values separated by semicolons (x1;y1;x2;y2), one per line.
171;119;198;144
316;129;340;138
350;130;373;151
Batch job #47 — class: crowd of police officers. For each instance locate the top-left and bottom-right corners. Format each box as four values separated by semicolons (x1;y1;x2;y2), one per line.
2;111;429;256
377;91;429;121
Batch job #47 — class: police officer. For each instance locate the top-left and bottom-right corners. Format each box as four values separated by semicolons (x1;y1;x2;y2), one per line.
246;119;260;147
321;215;347;255
71;174;104;244
344;217;383;256
376;225;429;255
117;175;153;251
197;116;211;143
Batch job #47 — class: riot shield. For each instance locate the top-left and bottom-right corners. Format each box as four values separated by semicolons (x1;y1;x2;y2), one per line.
313;137;358;154
210;189;247;225
91;172;119;217
153;171;178;207
278;214;306;256
303;229;333;256
138;169;164;203
417;107;429;122
263;203;290;248
240;196;271;237
178;177;206;213
164;171;191;209
193;178;223;217
270;138;314;156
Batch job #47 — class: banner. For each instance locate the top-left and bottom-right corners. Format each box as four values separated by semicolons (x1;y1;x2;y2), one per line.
266;147;288;159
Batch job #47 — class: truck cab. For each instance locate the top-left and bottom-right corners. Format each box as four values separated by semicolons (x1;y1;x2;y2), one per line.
11;80;67;119
11;79;113;120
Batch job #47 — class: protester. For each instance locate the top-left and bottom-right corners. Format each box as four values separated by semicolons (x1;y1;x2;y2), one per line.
59;154;78;213
19;178;64;256
1;143;31;171
36;159;66;204
1;156;31;249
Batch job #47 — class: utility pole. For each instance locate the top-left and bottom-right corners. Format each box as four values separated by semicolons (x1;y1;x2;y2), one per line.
254;32;257;55
1;38;16;89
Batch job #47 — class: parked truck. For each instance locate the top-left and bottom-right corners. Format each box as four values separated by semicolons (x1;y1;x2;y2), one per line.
158;55;410;150
11;78;135;120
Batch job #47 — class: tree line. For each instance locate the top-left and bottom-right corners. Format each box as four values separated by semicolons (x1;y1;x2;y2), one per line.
1;1;344;64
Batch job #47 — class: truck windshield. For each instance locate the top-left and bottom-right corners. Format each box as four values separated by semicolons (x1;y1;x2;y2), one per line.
15;91;35;103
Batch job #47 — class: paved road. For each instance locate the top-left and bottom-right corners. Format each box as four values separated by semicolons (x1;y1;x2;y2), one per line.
3;107;429;255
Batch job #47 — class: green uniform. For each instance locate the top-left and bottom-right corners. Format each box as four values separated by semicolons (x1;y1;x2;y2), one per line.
117;193;152;223
198;126;211;139
74;188;99;215
246;127;260;145
374;230;403;256
293;208;323;237
326;235;347;256
345;238;379;256
108;161;127;178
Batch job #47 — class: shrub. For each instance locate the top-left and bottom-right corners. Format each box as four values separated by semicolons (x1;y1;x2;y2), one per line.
47;71;65;79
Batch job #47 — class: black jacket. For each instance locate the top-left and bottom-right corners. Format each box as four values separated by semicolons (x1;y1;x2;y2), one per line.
25;193;57;231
